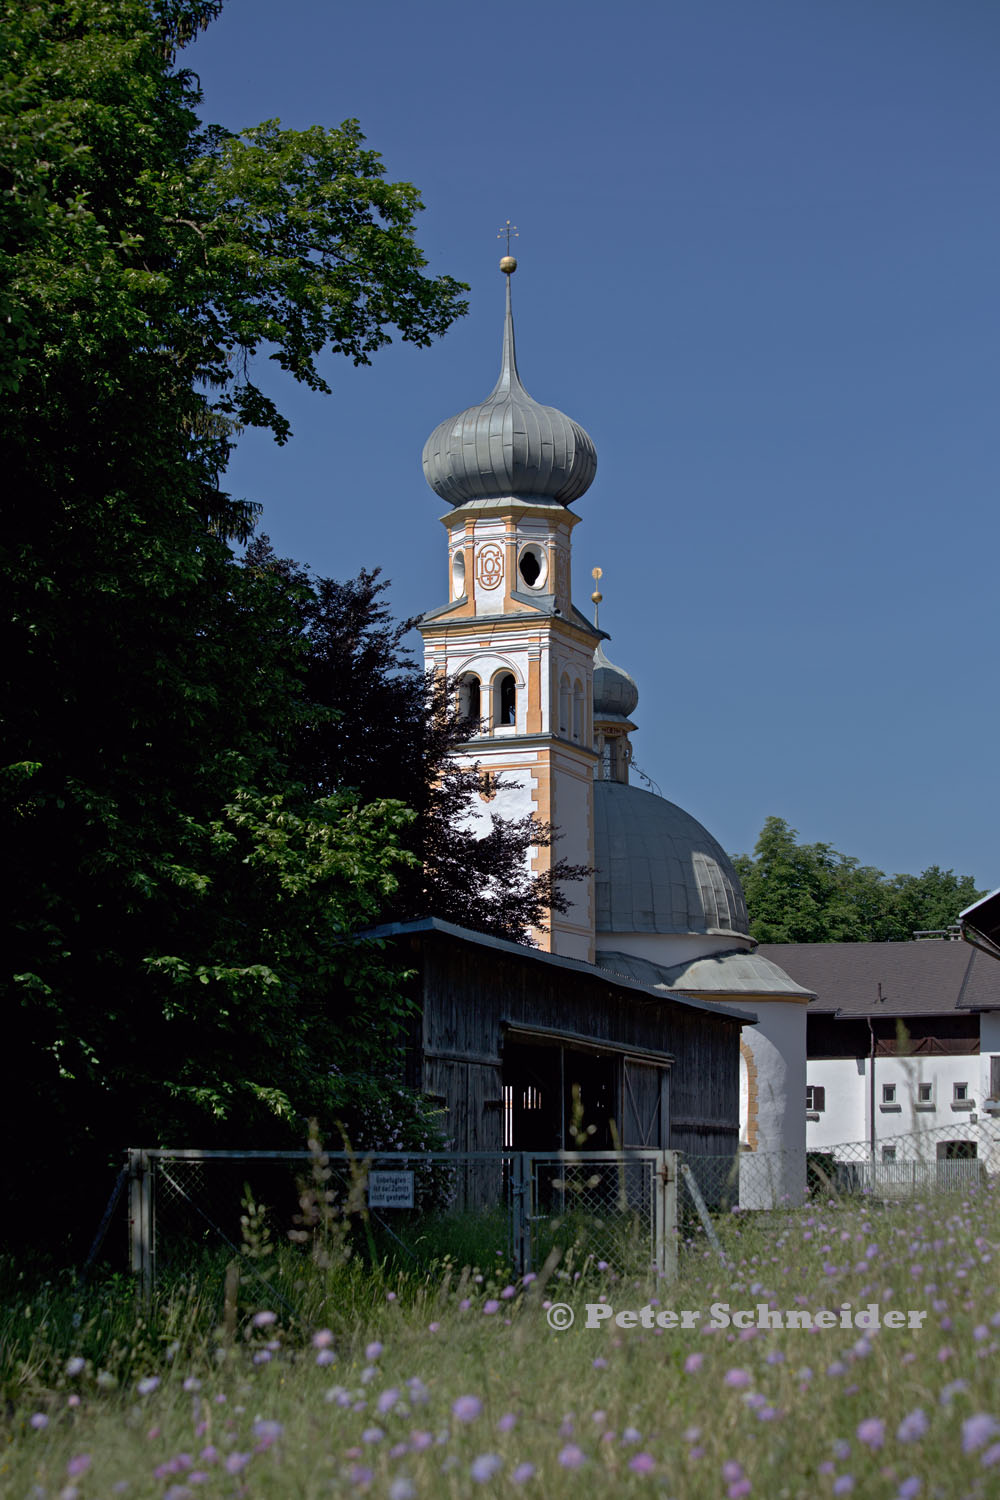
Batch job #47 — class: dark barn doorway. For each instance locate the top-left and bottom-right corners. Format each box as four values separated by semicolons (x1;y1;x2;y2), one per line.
502;1040;618;1151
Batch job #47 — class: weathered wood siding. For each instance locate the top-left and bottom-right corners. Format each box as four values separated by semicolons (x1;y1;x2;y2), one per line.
406;932;742;1158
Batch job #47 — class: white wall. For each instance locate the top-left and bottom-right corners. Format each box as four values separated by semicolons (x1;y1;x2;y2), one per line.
739;999;807;1207
806;1044;986;1160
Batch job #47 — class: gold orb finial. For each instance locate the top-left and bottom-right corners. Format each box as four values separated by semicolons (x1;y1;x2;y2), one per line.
499;254;517;274
591;566;603;626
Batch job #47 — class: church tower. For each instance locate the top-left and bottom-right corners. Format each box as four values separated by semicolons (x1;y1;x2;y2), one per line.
419;255;600;960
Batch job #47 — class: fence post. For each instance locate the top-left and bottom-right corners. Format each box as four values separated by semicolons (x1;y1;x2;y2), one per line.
656;1151;678;1282
128;1149;154;1301
516;1153;529;1276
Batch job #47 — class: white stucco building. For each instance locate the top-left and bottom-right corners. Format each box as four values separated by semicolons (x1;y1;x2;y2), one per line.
758;939;1000;1178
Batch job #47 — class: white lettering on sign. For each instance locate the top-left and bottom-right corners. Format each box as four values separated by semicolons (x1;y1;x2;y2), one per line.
367;1170;415;1209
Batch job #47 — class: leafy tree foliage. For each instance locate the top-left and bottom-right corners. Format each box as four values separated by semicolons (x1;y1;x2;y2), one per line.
733;817;984;944
242;539;590;944
1;0;466;1237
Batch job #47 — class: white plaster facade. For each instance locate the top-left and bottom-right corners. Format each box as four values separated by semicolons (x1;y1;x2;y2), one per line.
807;1037;993;1160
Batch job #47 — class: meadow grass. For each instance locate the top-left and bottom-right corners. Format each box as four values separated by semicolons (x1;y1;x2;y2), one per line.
3;1180;1000;1499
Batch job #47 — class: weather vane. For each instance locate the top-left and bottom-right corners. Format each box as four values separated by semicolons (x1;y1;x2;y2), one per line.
591;566;603;627
498;220;518;274
497;220;518;254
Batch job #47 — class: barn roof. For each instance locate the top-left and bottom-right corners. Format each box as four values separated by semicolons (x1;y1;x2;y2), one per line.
366;916;758;1026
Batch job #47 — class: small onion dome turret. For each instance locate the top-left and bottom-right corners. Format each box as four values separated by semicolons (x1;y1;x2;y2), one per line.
422;263;597;507
593;641;639;721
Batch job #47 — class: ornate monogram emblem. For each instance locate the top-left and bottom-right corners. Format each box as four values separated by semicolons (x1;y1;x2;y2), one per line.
476;543;504;591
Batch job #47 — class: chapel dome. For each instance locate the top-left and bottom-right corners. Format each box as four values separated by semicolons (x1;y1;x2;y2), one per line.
593;780;749;938
422;268;597;507
593;641;639;720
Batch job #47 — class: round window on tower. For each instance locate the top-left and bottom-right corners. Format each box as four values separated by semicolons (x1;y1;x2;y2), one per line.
451;547;466;598
517;542;547;591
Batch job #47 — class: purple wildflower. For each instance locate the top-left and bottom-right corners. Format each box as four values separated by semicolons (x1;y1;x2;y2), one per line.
66;1456;91;1479
483;1300;500;1315
365;1341;383;1361
511;1463;536;1483
833;1479;855;1496
224;1453;251;1475
558;1445;586;1469
963;1415;999;1453
629;1453;655;1473
684;1352;703;1374
856;1418;885;1451
389;1482;416;1500
897;1410;928;1444
470;1454;503;1482
724;1368;751;1388
452;1396;483;1422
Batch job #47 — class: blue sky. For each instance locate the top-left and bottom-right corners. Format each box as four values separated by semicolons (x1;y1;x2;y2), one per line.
189;0;999;890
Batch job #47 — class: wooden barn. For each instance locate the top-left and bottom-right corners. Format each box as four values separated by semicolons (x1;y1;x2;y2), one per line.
371;917;754;1159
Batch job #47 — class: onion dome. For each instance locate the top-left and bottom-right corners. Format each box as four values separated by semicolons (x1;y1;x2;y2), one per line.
593;641;639;721
594;781;750;938
422;262;597;507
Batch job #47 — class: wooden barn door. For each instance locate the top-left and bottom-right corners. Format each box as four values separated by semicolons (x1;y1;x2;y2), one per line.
622;1059;670;1149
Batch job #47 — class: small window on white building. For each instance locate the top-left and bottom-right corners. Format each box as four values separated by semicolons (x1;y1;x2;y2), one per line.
952;1082;971;1108
882;1083;896;1104
572;679;583;742
917;1081;934;1107
882;1145;897;1163
806;1085;825;1113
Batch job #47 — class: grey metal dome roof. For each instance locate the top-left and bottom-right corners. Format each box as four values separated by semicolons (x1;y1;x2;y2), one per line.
422;273;597;507
594;781;749;938
593;641;639;720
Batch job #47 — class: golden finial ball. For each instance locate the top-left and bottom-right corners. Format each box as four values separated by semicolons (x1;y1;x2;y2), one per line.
499;255;518;274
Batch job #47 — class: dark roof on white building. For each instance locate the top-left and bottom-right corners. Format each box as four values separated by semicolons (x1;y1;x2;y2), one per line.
755;940;1000;1017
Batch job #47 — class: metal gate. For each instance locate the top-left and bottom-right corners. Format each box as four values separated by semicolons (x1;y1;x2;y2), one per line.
518;1149;675;1277
127;1148;678;1294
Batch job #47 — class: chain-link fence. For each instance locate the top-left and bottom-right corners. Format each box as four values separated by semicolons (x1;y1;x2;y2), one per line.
126;1148;677;1296
676;1120;1000;1261
119;1123;1000;1295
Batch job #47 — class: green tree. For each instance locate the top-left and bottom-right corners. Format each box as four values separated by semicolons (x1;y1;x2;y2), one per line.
1;0;466;1240
733;817;985;944
242;538;590;944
